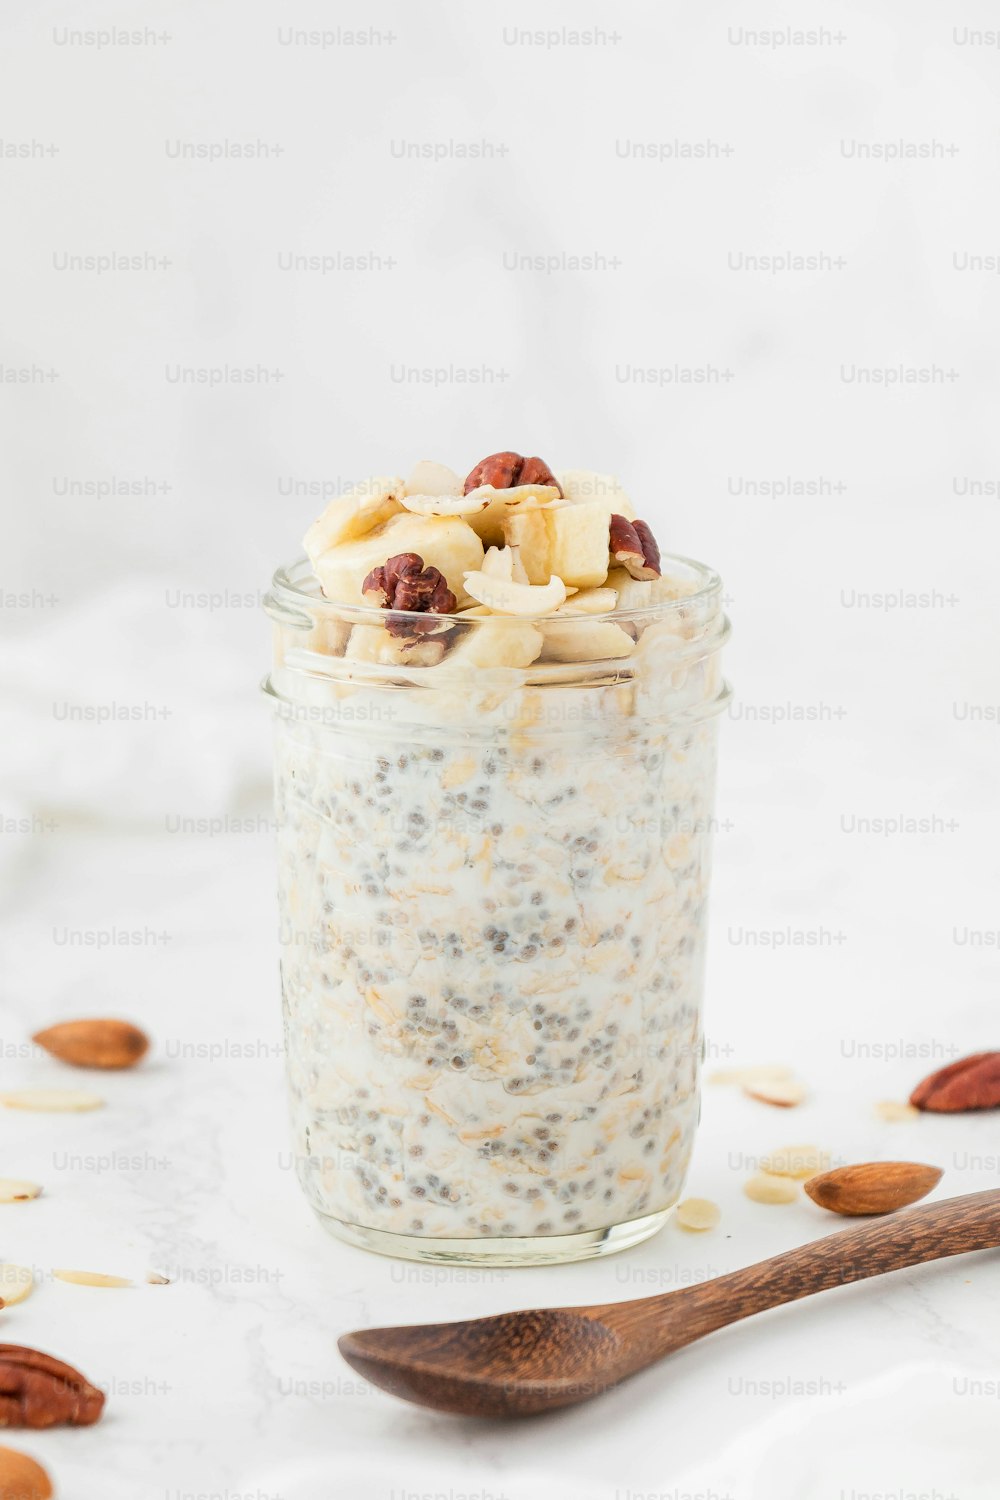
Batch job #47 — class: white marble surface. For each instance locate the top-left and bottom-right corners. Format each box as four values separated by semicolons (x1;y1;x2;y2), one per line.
3;0;1000;1493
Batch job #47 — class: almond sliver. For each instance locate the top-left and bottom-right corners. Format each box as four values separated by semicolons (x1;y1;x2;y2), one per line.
708;1064;795;1086
760;1146;830;1179
53;1269;132;1288
0;1179;43;1202
876;1100;920;1123
0;1263;35;1304
675;1197;721;1231
0;1090;104;1112
744;1172;799;1205
744;1080;807;1108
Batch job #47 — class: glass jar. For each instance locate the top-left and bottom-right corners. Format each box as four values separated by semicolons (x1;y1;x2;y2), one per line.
264;554;730;1265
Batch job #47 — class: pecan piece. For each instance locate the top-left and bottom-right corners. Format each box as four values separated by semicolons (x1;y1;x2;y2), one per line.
609;514;662;579
0;1346;104;1428
463;451;562;495
362;552;457;639
910;1051;1000;1112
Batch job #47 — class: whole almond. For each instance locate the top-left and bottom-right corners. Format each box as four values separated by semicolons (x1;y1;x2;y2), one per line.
32;1019;149;1071
805;1160;943;1216
0;1445;52;1500
910;1051;1000;1113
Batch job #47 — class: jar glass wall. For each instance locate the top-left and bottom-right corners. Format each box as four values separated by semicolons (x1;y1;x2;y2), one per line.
264;555;729;1265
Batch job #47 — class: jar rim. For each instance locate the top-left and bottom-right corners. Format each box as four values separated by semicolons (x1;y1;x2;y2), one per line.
265;551;724;630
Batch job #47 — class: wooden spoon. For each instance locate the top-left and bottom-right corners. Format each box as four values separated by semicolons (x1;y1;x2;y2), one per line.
339;1189;1000;1417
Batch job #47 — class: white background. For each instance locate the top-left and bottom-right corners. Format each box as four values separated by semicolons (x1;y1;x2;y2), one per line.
2;1;999;1496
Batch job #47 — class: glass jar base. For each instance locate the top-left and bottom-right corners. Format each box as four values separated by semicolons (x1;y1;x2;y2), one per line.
312;1205;674;1266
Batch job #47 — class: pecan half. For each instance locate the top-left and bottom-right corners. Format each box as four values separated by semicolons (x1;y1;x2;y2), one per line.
463;452;562;495
0;1346;104;1428
609;514;662;579
910;1051;1000;1112
362;552;457;639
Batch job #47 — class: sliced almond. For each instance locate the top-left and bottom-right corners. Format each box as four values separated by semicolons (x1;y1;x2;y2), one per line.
759;1146;830;1180
744;1079;807;1108
675;1197;721;1231
804;1160;943;1217
399;492;491;518
709;1064;795;1086
404;460;463;498
53;1269;132;1288
875;1099;920;1123
0;1180;42;1203
145;1270;172;1285
0;1444;52;1500
0;1090;104;1112
0;1264;35;1305
744;1172;799;1205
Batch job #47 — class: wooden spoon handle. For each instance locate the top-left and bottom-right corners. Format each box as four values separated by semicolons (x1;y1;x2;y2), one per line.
600;1189;1000;1358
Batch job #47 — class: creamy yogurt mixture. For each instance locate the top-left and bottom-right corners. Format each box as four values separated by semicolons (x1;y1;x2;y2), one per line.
268;453;727;1246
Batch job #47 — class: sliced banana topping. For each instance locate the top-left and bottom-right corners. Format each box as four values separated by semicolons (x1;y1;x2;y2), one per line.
313;513;484;606
465;484;563;545
554;586;619;615
345;625;447;668
479;544;532;586
428;618;544;673
303;476;405;564
463;571;568;617
541;619;635;662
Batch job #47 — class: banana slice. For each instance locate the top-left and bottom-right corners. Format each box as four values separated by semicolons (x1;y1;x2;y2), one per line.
463;571;567;616
554;586;619;615
428;618;544;674
503;510;550;582
541;619;635;663
302;615;352;657
345;625;447;668
607;566;683;611
504;502;614;589
481;545;515;581
556;470;637;520
313;513;484;606
548;502;614;588
404;460;463;497
303;476;405;565
465;484;562;545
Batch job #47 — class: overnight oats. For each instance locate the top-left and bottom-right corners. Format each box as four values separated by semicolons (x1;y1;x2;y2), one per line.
264;451;730;1264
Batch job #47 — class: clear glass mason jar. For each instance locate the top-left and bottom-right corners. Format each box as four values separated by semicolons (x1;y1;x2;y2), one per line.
264;554;730;1265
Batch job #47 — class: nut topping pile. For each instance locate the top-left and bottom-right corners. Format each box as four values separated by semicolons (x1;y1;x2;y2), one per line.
303;451;667;665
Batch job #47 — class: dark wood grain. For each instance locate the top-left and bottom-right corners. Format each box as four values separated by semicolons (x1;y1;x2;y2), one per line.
338;1189;1000;1417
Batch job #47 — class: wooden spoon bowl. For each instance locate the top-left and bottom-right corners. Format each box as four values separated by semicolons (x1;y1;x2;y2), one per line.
340;1189;1000;1417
